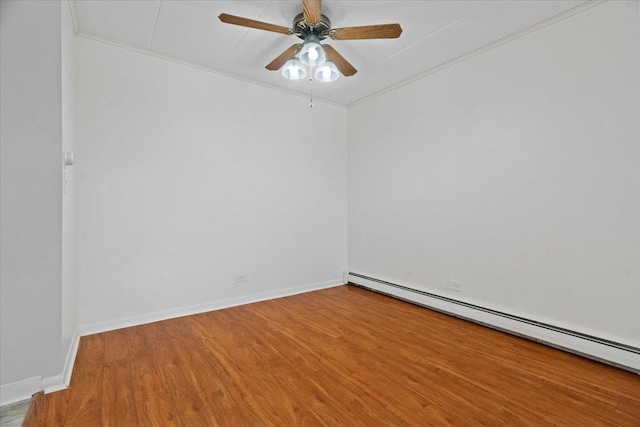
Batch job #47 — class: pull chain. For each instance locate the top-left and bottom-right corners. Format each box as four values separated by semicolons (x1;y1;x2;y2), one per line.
309;67;314;108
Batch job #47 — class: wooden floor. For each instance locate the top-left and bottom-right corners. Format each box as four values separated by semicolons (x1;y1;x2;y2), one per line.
24;285;639;426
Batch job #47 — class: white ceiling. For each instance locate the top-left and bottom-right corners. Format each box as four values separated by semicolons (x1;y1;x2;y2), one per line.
71;0;588;106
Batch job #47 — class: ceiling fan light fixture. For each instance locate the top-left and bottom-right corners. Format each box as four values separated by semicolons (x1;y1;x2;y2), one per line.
220;0;404;83
282;57;307;80
315;61;339;82
299;39;326;67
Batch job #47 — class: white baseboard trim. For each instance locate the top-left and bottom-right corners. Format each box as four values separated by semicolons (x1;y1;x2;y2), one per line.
41;374;64;394
62;333;80;387
78;279;343;337
0;376;41;406
0;332;82;405
348;273;640;373
41;332;81;395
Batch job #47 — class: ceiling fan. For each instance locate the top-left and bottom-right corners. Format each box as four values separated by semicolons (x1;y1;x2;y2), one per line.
218;0;402;82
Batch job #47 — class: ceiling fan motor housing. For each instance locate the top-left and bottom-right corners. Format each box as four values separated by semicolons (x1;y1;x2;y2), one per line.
293;13;332;40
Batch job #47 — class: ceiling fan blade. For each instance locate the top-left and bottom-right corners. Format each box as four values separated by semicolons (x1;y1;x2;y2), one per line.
266;44;302;70
323;45;357;77
303;0;322;24
332;24;402;40
218;13;291;35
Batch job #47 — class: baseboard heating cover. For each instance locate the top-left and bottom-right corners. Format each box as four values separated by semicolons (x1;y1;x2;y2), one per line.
347;272;640;373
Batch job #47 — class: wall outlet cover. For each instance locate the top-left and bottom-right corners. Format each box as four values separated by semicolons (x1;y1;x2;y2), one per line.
449;280;463;292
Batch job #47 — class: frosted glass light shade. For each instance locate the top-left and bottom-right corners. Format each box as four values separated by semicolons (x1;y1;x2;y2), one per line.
315;61;339;82
282;58;306;80
299;41;326;67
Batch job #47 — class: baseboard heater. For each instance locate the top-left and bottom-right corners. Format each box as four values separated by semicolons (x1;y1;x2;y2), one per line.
347;271;640;373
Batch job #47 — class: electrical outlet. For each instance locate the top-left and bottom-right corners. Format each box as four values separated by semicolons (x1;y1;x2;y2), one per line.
449;280;463;292
235;274;248;283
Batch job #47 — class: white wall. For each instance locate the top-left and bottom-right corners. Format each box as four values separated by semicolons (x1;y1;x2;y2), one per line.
75;37;347;328
1;0;63;387
61;0;78;363
348;1;640;347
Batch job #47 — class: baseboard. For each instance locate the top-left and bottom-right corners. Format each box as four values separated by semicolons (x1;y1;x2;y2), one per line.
0;332;81;405
40;332;81;395
78;279;343;337
347;272;640;373
342;269;349;284
1;374;68;405
41;375;64;394
0;376;41;406
62;333;80;387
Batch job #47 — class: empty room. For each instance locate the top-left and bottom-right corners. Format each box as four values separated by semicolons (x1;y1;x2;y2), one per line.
1;0;639;425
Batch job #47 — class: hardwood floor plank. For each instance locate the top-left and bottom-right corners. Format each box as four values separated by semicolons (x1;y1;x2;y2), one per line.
305;367;412;426
102;328;130;366
59;335;104;426
130;355;180;426
153;343;214;426
101;359;138;427
22;285;640;426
